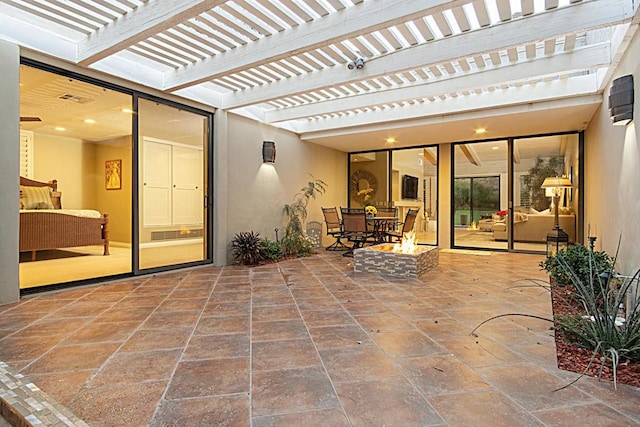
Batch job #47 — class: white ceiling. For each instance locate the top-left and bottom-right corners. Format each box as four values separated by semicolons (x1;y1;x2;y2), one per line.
3;0;639;152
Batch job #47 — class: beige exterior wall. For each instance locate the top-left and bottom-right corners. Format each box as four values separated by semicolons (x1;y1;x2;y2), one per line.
0;40;20;304
584;30;640;274
221;113;347;263
438;143;452;248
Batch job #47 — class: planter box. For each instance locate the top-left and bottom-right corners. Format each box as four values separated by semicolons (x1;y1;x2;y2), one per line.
550;280;640;388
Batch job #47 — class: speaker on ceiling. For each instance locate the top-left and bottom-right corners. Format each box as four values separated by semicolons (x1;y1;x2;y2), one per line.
608;75;634;126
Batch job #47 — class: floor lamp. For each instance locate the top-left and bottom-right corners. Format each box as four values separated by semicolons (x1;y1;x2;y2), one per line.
541;176;573;256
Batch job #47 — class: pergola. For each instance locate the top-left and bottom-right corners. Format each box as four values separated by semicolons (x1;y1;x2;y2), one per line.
1;0;638;150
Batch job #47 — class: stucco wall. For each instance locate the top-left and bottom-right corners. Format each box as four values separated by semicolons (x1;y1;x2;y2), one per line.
584;30;640;274
223;114;347;263
0;40;20;304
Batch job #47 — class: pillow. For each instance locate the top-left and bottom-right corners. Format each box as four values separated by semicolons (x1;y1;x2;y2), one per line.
20;185;54;210
539;208;550;215
559;207;574;215
529;207;539;214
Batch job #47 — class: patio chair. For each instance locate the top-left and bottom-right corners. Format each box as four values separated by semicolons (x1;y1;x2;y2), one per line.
321;207;348;251
375;207;398;217
340;207;372;257
386;208;419;242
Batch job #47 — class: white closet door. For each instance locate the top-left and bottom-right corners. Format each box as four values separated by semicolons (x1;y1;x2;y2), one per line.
143;139;172;226
172;145;203;225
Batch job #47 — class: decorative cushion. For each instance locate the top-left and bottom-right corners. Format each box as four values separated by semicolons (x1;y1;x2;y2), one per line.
20;185;54;209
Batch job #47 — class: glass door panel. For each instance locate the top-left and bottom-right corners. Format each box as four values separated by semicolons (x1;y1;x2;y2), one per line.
138;99;208;270
452;141;508;250
349;151;389;208
513;135;578;252
391;147;438;245
18;65;133;289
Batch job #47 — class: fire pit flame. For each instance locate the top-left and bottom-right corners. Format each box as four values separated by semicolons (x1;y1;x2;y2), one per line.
466;221;479;231
393;230;417;254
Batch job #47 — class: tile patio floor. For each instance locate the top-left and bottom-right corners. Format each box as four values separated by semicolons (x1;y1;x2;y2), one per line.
1;251;639;426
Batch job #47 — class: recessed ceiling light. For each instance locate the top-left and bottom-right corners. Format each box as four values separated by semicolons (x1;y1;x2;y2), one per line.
475;128;487;134
492;146;499;150
386;137;396;144
54;127;66;131
84;119;96;124
121;108;133;113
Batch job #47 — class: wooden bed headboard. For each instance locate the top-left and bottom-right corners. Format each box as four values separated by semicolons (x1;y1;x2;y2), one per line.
20;177;61;209
20;176;57;191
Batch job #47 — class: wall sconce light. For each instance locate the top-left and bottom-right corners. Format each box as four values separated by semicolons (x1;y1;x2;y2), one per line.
262;141;276;163
609;75;634;126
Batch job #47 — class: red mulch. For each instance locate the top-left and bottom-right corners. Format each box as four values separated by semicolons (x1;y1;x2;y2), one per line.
550;283;640;388
554;335;640;388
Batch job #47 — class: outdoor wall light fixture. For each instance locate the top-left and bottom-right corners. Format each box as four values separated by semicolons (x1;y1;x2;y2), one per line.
262;141;276;163
609;75;634;125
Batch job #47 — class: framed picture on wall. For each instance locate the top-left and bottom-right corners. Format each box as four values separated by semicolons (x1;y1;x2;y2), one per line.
105;159;122;190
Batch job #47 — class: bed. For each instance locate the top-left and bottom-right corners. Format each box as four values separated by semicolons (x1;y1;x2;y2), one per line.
19;177;110;261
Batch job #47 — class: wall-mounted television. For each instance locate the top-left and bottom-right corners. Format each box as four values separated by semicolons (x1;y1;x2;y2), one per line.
402;175;419;199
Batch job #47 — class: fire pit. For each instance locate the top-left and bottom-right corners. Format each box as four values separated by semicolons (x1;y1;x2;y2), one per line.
353;232;438;279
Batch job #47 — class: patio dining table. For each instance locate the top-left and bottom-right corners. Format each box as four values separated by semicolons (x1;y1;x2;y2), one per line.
367;216;398;243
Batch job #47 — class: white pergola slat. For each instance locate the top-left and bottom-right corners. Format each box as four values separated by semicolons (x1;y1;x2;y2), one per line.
163;0;466;90
265;43;611;123
0;0;638;140
222;0;632;109
296;78;601;136
77;1;226;65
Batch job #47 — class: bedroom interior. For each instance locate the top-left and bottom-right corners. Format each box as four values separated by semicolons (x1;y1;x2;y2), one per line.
18;65;209;289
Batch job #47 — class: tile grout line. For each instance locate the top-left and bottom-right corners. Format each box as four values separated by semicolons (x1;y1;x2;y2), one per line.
147;267;223;425
275;259;354;426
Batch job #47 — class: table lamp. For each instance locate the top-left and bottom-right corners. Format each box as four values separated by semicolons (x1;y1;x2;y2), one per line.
541;176;573;256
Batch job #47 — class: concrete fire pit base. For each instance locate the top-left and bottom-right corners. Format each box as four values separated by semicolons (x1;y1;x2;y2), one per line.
353;243;438;279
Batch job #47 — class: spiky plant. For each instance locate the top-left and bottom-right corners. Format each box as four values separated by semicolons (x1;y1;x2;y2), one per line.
544;244;640;389
231;231;263;265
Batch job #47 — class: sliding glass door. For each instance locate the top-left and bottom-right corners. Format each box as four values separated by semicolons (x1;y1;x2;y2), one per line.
391;147;438;245
512;135;579;252
452;140;508;250
18;62;213;290
138;98;209;270
18;64;133;289
452;134;580;252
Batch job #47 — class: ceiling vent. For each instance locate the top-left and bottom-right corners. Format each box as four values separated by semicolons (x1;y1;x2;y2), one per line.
58;93;94;104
